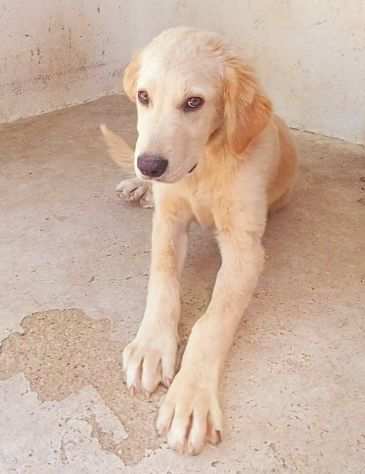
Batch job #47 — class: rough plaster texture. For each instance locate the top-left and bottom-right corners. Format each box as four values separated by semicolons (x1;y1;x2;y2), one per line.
1;1;365;144
0;0;124;122
0;0;181;124
0;95;365;472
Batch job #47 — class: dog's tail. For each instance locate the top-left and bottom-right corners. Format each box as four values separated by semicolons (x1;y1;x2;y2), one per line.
100;124;134;173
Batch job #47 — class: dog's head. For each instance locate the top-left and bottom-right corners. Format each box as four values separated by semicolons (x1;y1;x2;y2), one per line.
123;27;272;183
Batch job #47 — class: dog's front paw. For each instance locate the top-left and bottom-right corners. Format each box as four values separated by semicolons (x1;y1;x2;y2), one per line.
116;178;153;208
122;330;178;396
156;371;223;455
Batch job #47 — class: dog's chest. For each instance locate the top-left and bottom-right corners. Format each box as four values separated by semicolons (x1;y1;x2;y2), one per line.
189;192;215;228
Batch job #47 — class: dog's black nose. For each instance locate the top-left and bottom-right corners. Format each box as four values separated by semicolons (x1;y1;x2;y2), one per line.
137;154;168;178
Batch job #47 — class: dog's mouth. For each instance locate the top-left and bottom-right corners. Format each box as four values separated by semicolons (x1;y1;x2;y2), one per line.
188;164;198;174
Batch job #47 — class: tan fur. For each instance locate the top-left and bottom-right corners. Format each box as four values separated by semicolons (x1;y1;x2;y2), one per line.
268;115;298;210
100;124;133;168
223;57;273;155
105;27;298;455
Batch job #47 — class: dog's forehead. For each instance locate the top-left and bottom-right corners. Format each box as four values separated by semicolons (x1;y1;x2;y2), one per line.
139;48;222;93
140;29;223;80
141;58;215;83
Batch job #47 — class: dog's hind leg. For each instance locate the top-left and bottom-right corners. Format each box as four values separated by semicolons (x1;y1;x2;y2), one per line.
100;125;154;207
116;178;154;208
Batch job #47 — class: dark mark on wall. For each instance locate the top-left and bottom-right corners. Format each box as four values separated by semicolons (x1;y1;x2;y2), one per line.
2;62;107;90
35;47;41;65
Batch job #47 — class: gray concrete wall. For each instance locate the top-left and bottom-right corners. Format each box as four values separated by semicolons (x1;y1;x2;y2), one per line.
0;0;182;124
0;0;124;122
1;1;364;144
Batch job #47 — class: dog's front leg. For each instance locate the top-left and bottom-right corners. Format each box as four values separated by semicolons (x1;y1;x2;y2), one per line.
123;203;190;396
157;222;265;454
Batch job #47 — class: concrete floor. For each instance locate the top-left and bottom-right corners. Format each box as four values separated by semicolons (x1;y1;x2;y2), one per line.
0;95;364;473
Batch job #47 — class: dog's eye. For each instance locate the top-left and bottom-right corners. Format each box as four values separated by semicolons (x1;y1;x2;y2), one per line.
137;90;150;106
184;96;204;112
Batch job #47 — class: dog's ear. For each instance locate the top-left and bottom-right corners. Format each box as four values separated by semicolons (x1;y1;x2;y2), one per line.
122;53;141;102
223;56;272;156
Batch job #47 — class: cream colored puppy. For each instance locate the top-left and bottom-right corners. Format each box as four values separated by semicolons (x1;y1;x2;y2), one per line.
105;27;297;455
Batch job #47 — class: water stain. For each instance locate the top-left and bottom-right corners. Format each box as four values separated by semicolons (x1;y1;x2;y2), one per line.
0;309;161;465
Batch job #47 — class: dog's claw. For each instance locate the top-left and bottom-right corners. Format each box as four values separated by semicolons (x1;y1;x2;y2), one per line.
163;377;173;388
207;428;222;446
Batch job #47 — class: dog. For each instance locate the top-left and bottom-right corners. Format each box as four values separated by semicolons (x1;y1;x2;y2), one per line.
101;26;297;455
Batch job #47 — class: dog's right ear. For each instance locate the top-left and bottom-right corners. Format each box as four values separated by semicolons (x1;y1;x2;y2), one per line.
122;53;141;102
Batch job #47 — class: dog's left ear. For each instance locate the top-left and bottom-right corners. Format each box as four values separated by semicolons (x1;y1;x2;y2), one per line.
223;56;272;156
122;52;141;102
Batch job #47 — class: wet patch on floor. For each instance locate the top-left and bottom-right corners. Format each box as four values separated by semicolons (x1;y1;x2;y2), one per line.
0;308;162;465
